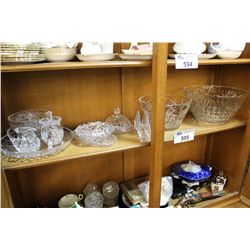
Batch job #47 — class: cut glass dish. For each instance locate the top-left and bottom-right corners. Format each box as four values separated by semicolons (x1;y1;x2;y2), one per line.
74;122;117;147
1;127;72;159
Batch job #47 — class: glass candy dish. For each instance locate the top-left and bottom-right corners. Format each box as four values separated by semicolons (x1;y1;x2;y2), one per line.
1;127;73;159
106;107;132;134
74;122;117;147
8;109;52;129
138;95;191;130
170;160;212;182
184;85;248;124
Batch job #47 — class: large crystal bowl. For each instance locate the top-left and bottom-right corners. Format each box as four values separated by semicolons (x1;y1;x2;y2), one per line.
138;95;191;130
184;85;248;124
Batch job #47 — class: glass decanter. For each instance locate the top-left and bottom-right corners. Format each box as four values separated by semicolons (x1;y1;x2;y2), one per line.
39;115;64;151
106;107;132;134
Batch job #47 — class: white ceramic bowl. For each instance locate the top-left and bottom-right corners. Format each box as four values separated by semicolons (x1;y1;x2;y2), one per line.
44;52;76;62
43;48;76;54
217;50;242;59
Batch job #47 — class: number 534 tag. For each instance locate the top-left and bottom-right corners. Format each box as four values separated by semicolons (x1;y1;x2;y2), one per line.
175;54;198;69
174;129;195;144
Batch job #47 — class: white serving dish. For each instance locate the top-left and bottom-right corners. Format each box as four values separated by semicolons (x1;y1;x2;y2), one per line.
76;54;115;61
168;53;217;59
122;49;152;55
217;50;242;59
119;54;152;60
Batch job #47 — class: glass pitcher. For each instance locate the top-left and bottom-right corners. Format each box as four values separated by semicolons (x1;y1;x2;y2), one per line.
39;116;64;151
7;127;41;153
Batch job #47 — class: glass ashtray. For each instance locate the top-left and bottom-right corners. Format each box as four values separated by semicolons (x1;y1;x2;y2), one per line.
74;121;117;147
1;127;73;159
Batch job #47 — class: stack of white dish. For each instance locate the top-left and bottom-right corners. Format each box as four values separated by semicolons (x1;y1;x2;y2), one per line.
1;43;45;64
77;42;115;61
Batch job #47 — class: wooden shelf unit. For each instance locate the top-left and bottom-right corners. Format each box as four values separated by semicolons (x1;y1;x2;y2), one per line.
1;43;250;208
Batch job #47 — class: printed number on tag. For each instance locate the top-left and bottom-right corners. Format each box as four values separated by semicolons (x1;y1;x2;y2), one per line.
175;54;198;69
174;129;195;144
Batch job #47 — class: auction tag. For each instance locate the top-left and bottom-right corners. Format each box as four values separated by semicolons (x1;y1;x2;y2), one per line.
174;129;195;144
175;54;198;69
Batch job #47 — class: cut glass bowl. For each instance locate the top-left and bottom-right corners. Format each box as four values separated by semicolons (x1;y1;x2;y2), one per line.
138;95;191;130
8;109;52;129
184;85;248;124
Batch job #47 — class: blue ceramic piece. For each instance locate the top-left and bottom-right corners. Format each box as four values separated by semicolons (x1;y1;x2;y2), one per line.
171;160;212;181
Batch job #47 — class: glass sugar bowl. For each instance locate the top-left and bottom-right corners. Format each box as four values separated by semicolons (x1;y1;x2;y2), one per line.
39;116;64;151
106;107;132;134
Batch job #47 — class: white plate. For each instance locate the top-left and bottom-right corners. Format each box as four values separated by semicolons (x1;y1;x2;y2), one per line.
119;54;152;60
168;53;217;59
76;54;115;62
122;49;152;55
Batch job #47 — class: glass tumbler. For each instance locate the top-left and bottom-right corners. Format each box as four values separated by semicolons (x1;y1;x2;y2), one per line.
84;191;104;208
102;181;120;207
83;183;100;197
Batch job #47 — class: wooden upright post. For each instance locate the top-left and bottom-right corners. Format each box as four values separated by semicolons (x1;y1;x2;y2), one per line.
149;43;168;208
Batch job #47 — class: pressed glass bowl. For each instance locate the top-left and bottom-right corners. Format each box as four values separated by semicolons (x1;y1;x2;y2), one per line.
184;85;248;124
8;109;52;129
138;95;191;130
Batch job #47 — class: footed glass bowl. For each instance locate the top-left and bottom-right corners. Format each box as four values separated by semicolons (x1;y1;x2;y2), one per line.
138;95;191;130
184;85;248;124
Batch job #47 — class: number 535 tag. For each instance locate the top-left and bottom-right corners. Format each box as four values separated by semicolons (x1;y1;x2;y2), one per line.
175;54;198;69
174;129;195;144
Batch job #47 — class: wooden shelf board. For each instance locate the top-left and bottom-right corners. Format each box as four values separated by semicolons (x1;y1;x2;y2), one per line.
164;116;246;142
1;60;152;73
1;132;148;170
1;58;250;73
1;117;246;170
169;187;240;208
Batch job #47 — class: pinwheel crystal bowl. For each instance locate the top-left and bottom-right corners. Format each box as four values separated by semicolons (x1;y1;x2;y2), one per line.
184;85;248;124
